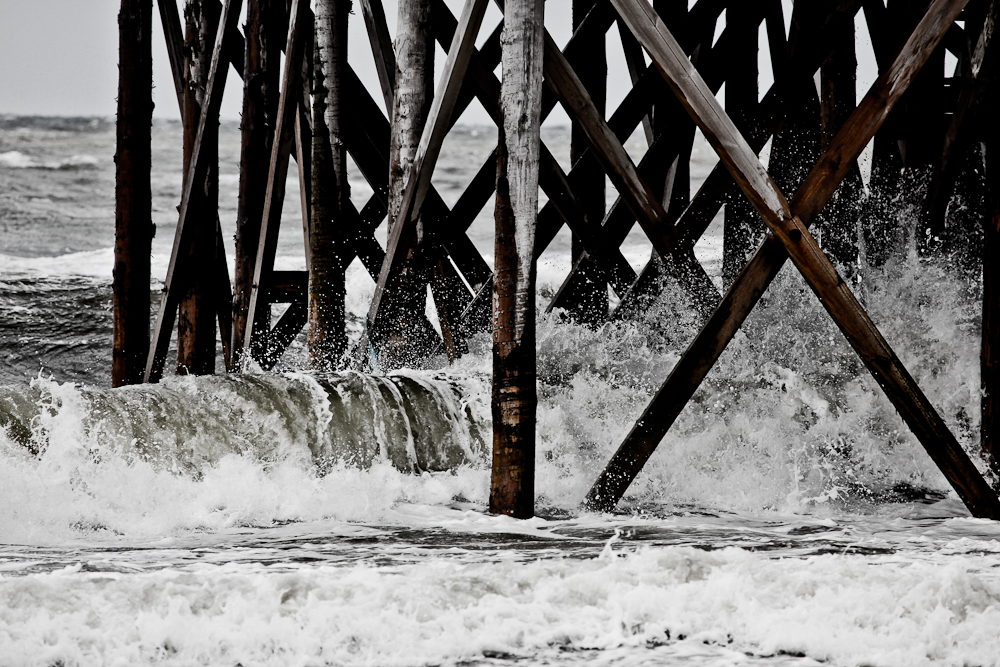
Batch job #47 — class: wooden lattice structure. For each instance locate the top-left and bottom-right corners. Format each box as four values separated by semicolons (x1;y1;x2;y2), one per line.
114;0;1000;519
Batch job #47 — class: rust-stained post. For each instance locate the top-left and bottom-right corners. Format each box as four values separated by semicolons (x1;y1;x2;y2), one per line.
177;0;220;375
113;0;153;387
310;0;351;369
233;0;282;365
490;0;544;519
721;0;759;287
983;73;1000;482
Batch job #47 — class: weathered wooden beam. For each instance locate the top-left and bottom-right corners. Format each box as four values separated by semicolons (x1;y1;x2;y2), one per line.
214;223;234;371
233;0;282;366
721;0;761;288
377;0;445;365
537;143;638;296
240;0;308;369
491;0;544;520
983;18;1000;479
610;0;862;319
341;64;492;290
539;29;719;313
177;0;221;377
618;19;655;147
261;300;308;370
309;0;352;369
158;0;236;372
559;0;609;324
435;0;721;333
590;0;1000;520
359;0;395;114
114;0;154;388
545;14;733;312
925;0;998;237
816;3;862;269
144;0;243;383
267;270;308;302
156;0;186;113
295;58;313;273
365;0;489;356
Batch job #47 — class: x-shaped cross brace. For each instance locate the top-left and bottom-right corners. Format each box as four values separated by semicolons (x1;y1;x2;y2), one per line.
585;0;1000;519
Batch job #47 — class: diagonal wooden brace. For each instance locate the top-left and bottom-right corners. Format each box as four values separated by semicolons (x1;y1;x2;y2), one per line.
607;0;865;319
364;0;490;348
587;0;1000;519
144;0;244;383
240;0;310;369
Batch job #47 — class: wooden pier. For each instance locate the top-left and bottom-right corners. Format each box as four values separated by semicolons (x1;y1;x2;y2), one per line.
115;0;1000;519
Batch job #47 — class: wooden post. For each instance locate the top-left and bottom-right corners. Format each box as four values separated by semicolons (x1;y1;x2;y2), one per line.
816;11;862;271
144;0;242;383
233;0;282;365
113;0;153;388
176;0;220;375
721;0;759;287
652;0;692;218
378;0;440;367
240;0;308;369
310;0;351;369
362;0;487;366
560;0;608;324
983;25;1000;482
490;0;544;519
860;0;904;268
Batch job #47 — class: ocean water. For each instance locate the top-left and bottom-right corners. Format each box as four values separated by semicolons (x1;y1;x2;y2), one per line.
2;115;1000;667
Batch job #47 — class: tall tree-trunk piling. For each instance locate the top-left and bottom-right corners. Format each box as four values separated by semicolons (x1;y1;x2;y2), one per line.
379;0;440;368
113;0;154;387
310;0;351;370
490;0;544;519
233;0;282;366
177;0;220;375
721;0;760;288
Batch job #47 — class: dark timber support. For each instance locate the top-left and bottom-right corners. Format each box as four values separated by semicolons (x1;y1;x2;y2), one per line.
983;9;1000;482
556;0;608;324
145;0;242;383
114;0;154;388
363;0;488;368
490;0;544;519
816;1;862;271
233;0;281;366
177;0;220;376
241;0;308;369
310;0;351;369
721;0;760;287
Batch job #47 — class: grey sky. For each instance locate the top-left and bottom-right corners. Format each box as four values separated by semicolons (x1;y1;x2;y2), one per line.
0;0;886;125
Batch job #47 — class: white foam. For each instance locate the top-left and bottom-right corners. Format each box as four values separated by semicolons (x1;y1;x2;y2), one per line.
1;545;998;666
0;150;99;170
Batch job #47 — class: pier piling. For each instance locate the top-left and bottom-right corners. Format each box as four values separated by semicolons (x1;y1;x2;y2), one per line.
489;0;544;519
113;0;154;388
112;0;1000;518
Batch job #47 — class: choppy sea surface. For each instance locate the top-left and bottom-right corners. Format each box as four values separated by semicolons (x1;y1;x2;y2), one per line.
2;115;1000;666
